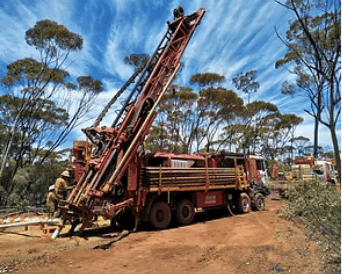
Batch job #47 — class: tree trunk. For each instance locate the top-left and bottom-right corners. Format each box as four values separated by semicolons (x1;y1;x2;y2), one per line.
329;125;341;183
313;83;323;158
0;120;18;182
313;116;319;158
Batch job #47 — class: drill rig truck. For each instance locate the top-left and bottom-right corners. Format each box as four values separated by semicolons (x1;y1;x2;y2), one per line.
55;7;269;238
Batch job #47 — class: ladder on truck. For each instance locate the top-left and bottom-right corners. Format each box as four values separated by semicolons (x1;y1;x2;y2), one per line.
58;7;206;232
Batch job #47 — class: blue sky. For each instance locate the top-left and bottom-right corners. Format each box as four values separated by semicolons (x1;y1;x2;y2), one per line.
0;0;340;152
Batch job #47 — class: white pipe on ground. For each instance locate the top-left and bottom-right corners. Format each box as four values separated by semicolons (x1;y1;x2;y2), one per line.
0;218;60;229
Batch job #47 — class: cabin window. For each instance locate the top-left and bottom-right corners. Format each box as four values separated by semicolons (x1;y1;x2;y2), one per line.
148;157;168;167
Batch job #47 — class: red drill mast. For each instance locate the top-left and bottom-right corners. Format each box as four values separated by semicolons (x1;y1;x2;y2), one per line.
62;7;206;225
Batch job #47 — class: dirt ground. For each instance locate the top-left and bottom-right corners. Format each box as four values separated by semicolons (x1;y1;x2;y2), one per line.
0;192;322;274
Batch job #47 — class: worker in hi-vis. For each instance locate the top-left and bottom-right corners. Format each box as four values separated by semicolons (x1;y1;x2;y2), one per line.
47;170;73;218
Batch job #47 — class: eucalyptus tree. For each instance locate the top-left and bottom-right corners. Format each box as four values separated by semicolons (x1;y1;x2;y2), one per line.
216;101;246;152
123;53;150;70
275;0;341;178
232;70;260;104
190;73;228;152
190;73;225;87
219;123;246;153
261;113;304;160
144;125;170;153
157;85;198;153
290;135;310;158
0;20;103;181
245;101;278;153
197;87;243;152
224;101;278;154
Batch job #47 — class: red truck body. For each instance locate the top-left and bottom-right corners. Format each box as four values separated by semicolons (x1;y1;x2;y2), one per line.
66;147;269;230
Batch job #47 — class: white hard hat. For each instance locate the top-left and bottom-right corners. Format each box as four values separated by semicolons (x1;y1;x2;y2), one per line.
61;170;70;177
49;185;55;191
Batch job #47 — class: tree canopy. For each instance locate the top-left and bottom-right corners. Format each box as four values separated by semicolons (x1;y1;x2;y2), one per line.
0;19;103;204
232;70;260;103
145;70;303;159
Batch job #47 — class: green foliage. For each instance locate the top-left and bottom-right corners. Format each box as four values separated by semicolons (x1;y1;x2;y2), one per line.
5;161;67;207
25;19;82;51
0;94;70;164
232;70;260;103
152;78;245;153
2;58;41;85
198;87;244;119
2;58;71;87
290;135;310;143
227;101;279;154
259;112;304;159
275;44;302;68
144;125;170;153
190;73;225;87
276;114;303;130
196;86;244;152
0;159;15;205
124;53;150;69
0;94;68;124
281;81;296;96
246;100;278;115
281;179;341;272
76;76;103;94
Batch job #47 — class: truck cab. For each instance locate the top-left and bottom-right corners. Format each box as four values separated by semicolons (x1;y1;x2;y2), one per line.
249;154;269;187
292;157;338;185
313;160;338;185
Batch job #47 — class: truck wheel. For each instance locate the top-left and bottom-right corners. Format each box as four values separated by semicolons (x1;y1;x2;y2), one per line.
237;193;251;214
253;193;265;211
149;201;172;230
175;200;195;225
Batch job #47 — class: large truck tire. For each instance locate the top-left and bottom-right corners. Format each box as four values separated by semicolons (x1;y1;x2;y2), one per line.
149;201;172;230
237;192;251;214
253;193;265;211
175;200;195;225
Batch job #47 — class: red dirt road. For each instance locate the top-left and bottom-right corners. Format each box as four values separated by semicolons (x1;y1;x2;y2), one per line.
0;194;321;274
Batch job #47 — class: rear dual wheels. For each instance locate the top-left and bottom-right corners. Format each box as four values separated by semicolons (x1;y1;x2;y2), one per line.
253;193;265;211
149;201;172;230
175;200;195;226
237;193;251;213
149;200;196;229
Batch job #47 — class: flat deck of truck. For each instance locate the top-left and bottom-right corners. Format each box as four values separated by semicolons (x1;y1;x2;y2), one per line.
143;167;248;192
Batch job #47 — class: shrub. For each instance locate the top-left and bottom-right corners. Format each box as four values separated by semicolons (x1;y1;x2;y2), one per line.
281;179;341;273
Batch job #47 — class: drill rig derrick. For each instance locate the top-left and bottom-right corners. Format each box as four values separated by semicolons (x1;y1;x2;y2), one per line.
57;7;206;235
